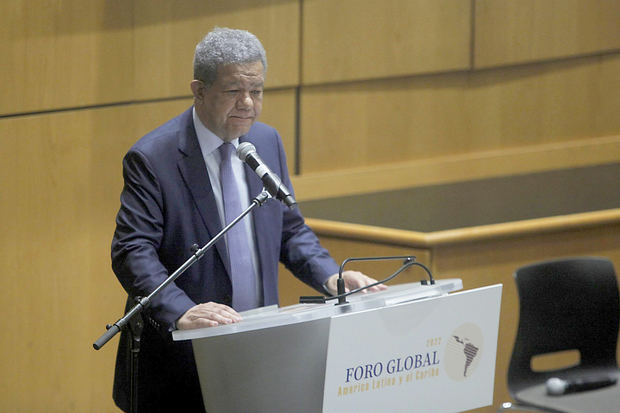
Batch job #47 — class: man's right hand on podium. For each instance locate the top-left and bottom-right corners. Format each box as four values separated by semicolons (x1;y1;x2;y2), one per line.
325;270;388;296
176;302;242;330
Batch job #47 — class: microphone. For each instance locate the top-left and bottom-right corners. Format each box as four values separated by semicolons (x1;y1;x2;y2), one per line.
237;142;297;208
545;375;617;396
299;256;421;305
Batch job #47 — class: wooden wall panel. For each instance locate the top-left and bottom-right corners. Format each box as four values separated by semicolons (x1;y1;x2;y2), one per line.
292;134;620;201
0;0;300;113
132;98;195;137
302;0;471;84
132;0;300;100
259;88;298;170
0;99;208;412
0;0;134;116
0;109;128;411
475;0;620;69
299;53;620;173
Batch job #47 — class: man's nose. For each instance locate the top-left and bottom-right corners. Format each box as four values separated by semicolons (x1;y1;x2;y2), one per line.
236;93;253;109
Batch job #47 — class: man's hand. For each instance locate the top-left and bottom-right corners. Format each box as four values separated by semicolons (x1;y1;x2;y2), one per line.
325;270;388;296
176;302;242;330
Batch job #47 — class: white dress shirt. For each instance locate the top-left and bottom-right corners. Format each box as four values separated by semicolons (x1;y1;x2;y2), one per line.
192;108;263;305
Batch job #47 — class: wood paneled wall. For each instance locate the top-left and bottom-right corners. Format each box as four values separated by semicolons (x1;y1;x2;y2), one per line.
297;0;620;193
1;0;619;411
302;0;472;83
300;55;620;173
474;0;620;68
0;1;134;115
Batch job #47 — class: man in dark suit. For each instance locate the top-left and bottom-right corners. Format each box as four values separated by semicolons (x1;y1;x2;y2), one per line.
111;27;383;412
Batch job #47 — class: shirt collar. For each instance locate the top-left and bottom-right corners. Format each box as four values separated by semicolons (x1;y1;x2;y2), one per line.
192;107;239;155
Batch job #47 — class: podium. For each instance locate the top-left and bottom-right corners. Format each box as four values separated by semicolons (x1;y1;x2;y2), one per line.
173;280;502;413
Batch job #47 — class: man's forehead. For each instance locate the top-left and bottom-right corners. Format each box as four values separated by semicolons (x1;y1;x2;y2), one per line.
220;76;264;86
217;62;264;77
217;69;263;88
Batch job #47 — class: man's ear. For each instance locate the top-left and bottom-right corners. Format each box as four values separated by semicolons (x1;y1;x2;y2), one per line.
190;80;205;101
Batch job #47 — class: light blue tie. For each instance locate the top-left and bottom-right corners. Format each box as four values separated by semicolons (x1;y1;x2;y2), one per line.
218;142;258;311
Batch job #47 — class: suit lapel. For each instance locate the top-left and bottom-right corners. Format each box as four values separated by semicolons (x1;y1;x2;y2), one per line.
177;109;231;275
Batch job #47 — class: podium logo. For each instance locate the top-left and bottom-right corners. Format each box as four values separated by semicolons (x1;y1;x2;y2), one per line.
444;323;483;381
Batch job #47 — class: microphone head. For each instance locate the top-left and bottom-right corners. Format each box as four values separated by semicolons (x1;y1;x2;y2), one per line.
237;142;256;161
546;377;567;395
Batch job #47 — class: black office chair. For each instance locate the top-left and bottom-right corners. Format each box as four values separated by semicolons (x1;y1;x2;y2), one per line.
498;257;620;412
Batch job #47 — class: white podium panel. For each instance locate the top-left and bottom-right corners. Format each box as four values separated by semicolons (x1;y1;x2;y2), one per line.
322;284;502;412
190;317;331;413
173;280;502;413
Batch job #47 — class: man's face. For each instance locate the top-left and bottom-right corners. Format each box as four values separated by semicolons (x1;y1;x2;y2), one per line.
192;61;264;142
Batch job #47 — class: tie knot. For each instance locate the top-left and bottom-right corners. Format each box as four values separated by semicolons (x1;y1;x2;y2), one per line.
219;142;235;160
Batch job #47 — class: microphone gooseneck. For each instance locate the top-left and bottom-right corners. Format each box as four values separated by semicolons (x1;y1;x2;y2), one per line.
299;255;435;305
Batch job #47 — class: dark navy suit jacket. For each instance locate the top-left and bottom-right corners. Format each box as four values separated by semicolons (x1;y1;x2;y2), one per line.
111;107;338;412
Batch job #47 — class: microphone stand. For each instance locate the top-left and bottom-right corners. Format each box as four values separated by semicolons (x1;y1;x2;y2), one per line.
93;189;272;413
300;255;435;305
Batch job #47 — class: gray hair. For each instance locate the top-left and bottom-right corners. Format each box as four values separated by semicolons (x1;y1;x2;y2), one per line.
193;27;267;86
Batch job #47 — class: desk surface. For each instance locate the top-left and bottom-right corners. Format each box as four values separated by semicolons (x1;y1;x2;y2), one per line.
173;279;463;341
298;163;620;232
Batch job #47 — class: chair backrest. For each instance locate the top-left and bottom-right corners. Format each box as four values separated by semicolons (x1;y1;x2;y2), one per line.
507;256;619;395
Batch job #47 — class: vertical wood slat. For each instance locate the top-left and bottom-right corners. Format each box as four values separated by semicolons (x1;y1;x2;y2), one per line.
0;0;134;116
474;0;620;68
302;0;472;84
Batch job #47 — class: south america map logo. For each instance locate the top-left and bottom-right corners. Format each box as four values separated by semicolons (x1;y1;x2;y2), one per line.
444;323;483;381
